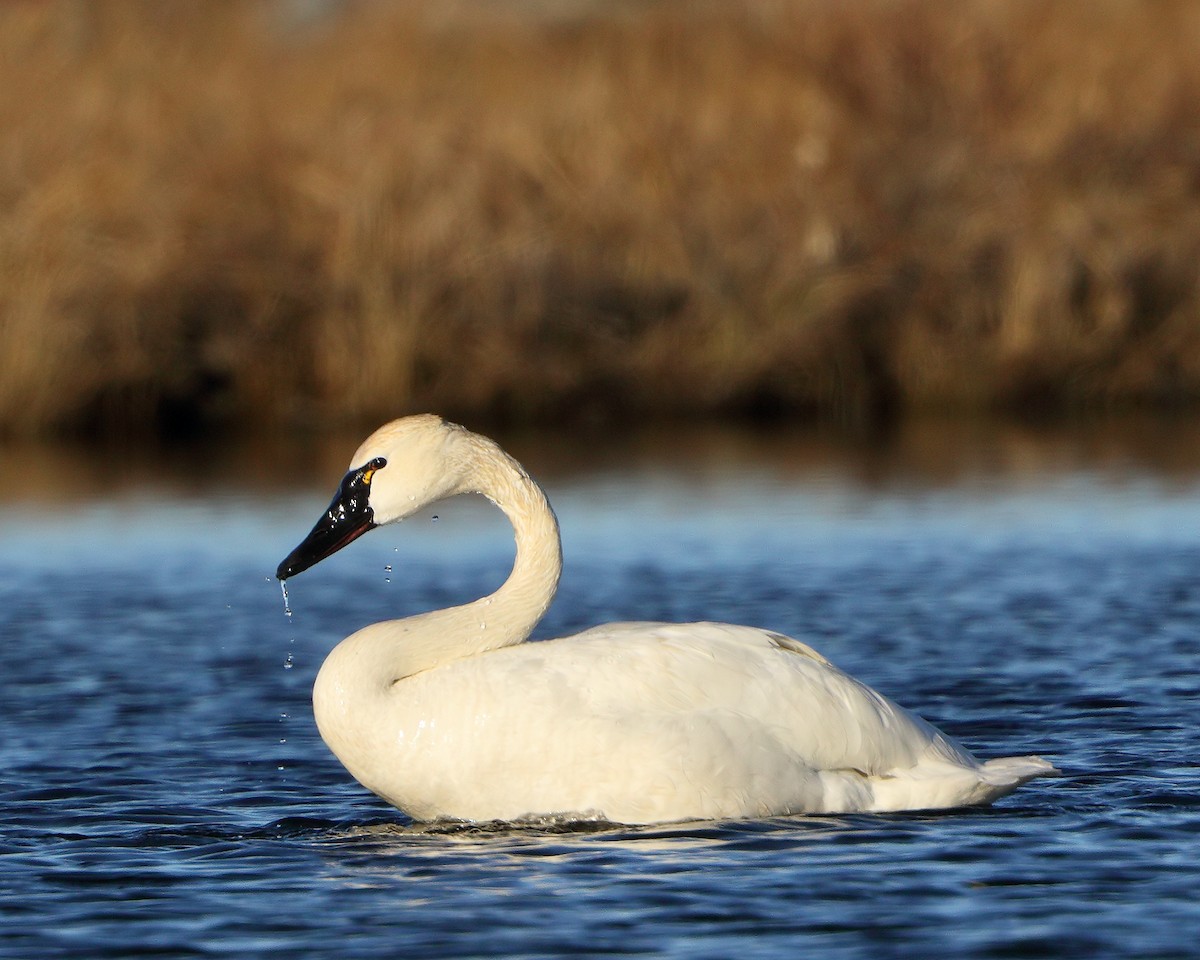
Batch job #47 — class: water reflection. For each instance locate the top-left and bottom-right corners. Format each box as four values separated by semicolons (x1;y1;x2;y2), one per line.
7;414;1200;506
6;415;1200;574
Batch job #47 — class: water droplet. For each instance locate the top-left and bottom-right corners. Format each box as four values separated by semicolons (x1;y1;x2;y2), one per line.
280;581;293;618
277;705;291;770
432;515;439;522
384;564;392;572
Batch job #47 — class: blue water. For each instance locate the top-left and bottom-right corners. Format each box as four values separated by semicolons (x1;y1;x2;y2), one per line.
3;428;1200;958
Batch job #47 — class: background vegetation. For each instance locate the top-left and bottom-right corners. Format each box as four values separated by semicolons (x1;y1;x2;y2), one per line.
3;0;1200;439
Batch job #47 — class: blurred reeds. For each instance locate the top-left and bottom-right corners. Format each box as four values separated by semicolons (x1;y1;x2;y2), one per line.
3;0;1200;438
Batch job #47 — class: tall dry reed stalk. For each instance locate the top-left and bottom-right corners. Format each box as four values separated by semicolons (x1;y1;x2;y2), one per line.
2;0;1199;437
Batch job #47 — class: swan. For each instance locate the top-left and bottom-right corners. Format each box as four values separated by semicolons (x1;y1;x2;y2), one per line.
277;414;1056;824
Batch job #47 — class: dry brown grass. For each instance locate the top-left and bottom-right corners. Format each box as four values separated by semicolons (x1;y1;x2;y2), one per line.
3;0;1200;438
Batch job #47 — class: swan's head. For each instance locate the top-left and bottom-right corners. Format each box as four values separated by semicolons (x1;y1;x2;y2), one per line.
276;414;469;580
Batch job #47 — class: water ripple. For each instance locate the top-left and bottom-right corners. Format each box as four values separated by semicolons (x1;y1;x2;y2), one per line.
3;482;1200;959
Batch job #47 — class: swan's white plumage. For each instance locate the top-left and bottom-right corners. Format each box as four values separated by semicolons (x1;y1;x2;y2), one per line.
283;414;1056;824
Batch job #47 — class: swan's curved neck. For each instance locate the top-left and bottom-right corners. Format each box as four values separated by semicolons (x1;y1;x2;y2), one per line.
323;431;562;691
459;431;563;649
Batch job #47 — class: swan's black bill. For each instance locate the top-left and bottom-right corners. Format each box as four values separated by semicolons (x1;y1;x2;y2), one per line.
276;457;386;580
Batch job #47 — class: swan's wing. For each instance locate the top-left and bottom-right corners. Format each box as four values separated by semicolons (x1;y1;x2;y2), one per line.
379;621;1031;821
534;621;975;777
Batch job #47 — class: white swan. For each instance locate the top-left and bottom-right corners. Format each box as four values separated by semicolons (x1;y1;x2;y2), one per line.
277;414;1056;824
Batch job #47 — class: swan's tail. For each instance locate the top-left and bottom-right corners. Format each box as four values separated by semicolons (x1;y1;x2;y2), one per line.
944;754;1059;808
979;755;1060;789
865;754;1059;811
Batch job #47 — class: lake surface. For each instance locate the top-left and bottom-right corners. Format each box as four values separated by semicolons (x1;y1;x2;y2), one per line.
3;418;1200;958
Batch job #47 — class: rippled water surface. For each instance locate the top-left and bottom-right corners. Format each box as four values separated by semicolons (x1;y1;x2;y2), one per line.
3;422;1200;958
